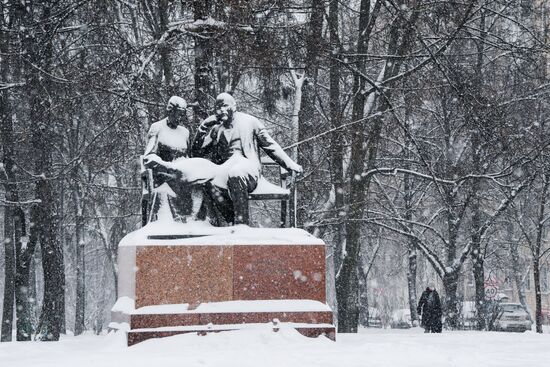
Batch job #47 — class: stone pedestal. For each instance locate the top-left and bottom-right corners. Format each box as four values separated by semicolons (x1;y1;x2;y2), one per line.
110;222;335;345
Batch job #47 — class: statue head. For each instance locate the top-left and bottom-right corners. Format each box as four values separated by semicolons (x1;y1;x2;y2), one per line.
166;96;187;129
215;93;236;127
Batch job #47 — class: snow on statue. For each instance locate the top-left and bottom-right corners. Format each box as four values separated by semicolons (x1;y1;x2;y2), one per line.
144;92;302;225
141;96;194;223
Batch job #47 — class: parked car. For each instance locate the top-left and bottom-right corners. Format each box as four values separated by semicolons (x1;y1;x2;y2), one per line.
494;303;532;332
367;307;383;328
390;308;412;329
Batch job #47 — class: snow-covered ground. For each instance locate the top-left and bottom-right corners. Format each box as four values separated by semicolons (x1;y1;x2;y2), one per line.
1;327;549;367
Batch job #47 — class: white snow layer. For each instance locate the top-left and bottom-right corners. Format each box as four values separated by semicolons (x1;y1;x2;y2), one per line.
128;299;331;315
111;297;135;314
147;152;278;190
118;220;325;247
150;118;189;150
129;322;334;333
117;246;136;301
252;176;289;195
2;328;549;367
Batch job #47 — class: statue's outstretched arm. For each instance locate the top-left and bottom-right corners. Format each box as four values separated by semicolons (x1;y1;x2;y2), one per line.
256;124;302;173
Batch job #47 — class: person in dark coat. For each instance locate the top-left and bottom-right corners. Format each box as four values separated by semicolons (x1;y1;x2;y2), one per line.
417;285;443;333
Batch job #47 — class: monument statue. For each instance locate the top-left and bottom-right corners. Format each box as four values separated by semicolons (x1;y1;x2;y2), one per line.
141;96;192;223
114;94;335;346
144;92;302;225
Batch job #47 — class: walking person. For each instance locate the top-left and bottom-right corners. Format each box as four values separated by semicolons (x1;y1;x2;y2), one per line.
417;284;443;333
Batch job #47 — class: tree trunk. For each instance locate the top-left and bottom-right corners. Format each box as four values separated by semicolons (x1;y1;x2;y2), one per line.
358;267;369;327
470;8;486;331
470;175;485;330
94;204;119;298
14;208;33;340
337;0;373;333
403;105;418;323
406;240;418;323
57;177;67;335
158;0;174;96
1;207;15;342
508;226;530;320
34;179;64;341
533;258;543;333
328;0;345;274
407;243;418;322
93;266;108;335
441;93;460;329
74;198;85;336
532;173;549;333
470;135;485;330
471;248;486;330
193;0;214;122
296;0;324;227
28;216;40;331
0;0;17;341
443;271;460;329
403;167;418;323
25;2;65;341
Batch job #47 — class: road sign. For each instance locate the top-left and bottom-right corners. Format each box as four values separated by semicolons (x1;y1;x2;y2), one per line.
485;285;498;300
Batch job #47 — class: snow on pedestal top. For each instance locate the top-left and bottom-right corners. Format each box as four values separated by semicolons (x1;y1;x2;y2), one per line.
111;298;332;315
119;220;324;247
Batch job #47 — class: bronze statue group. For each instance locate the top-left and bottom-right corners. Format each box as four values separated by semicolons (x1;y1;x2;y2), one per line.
142;93;303;226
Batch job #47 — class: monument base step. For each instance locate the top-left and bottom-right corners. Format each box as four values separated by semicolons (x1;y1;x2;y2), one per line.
127;322;336;346
131;309;333;329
